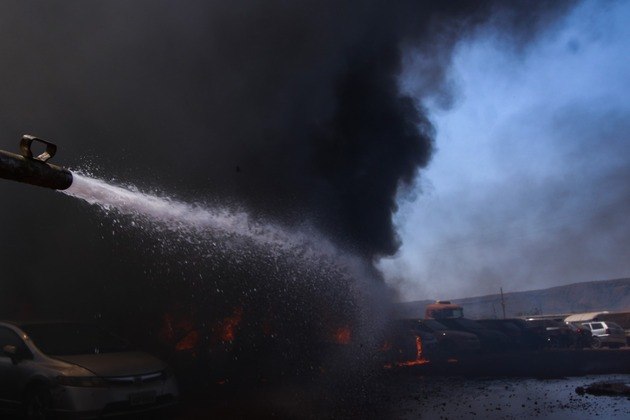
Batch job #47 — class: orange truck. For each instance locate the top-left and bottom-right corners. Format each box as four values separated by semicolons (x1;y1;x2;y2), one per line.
424;301;464;320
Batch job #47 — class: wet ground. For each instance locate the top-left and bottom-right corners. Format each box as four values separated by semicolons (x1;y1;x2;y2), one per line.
176;350;630;419
387;374;630;419
175;372;630;419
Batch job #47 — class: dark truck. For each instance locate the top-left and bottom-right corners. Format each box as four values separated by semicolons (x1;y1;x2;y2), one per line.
477;318;546;350
424;301;511;353
523;318;580;349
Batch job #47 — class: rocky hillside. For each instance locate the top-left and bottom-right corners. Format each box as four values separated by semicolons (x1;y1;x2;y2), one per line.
397;278;630;319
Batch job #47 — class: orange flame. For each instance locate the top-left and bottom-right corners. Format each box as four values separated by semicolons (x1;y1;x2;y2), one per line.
160;311;200;354
415;335;423;360
394;335;429;367
219;307;243;342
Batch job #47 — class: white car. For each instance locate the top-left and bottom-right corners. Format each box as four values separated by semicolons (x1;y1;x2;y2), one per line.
580;321;626;349
0;321;178;418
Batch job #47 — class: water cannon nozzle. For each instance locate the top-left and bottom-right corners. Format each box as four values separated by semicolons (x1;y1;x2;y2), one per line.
0;134;73;190
20;135;58;162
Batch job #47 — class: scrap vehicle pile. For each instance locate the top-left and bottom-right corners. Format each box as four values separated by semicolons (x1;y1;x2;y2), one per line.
380;301;630;373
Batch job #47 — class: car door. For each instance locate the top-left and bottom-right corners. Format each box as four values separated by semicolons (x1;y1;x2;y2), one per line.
0;327;29;406
589;322;605;337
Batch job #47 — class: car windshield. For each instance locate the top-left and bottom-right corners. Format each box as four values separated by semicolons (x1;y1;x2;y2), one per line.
432;308;463;319
21;323;131;356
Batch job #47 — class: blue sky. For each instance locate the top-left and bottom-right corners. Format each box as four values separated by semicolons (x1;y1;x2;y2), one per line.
381;0;630;301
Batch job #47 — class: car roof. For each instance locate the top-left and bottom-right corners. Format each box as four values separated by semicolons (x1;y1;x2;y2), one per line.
0;321;31;337
426;303;462;310
564;312;610;323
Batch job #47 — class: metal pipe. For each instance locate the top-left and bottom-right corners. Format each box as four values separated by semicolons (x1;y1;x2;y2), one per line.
0;135;73;190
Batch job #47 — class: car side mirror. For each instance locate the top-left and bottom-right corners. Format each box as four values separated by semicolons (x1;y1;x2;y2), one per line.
3;345;21;364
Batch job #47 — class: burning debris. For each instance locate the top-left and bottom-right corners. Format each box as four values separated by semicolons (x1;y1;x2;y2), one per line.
218;307;243;343
332;326;352;346
389;335;430;368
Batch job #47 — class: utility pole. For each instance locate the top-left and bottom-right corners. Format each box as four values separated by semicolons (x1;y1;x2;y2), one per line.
500;287;506;319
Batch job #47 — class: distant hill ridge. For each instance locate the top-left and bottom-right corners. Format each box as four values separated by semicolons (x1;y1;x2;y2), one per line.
396;278;630;320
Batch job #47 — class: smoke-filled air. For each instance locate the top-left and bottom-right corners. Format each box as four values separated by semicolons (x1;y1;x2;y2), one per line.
381;0;630;301
0;0;600;417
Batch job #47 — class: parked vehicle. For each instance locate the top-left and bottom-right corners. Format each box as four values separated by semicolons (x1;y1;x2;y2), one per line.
596;313;630;345
564;322;593;348
436;318;512;353
415;319;481;358
565;312;630;346
425;301;464;320
477;319;545;350
0;321;178;418
523;319;576;349
579;321;626;349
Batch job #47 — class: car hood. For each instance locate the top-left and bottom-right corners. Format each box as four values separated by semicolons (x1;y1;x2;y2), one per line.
54;351;167;377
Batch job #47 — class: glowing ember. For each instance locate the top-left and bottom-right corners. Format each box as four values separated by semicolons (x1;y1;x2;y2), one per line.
261;318;274;336
160;313;176;342
333;326;352;345
176;330;200;352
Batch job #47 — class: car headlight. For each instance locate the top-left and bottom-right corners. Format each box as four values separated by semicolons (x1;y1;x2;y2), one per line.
57;375;107;387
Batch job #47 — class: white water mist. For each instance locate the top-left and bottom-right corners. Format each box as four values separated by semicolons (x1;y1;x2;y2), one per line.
62;173;316;253
60;172;392;343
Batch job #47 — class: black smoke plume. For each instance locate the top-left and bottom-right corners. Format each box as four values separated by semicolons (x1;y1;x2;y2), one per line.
0;0;573;259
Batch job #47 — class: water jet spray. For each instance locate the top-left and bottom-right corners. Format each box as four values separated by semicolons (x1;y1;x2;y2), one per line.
0;135;73;190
